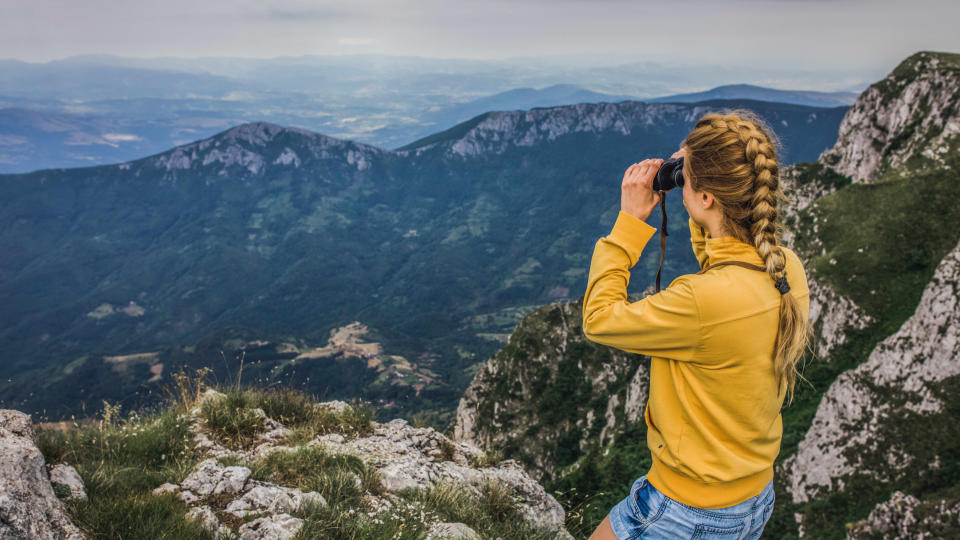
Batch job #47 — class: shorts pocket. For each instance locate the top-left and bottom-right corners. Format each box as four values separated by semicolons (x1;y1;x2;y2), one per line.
630;476;665;527
692;522;745;539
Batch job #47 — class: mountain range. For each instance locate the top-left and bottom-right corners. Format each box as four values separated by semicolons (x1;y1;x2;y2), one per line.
1;94;847;427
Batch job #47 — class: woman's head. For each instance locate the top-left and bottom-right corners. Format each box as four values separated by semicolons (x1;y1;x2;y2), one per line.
680;108;813;405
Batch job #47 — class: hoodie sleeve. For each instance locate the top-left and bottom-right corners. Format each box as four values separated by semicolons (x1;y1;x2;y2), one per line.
581;210;701;361
689;216;709;269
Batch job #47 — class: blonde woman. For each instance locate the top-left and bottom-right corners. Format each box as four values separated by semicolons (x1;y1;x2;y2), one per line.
582;109;813;539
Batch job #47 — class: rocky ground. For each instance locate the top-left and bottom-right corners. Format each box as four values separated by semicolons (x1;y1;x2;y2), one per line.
0;387;574;540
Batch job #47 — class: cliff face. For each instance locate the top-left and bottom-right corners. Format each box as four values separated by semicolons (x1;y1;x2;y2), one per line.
453;50;960;538
454;299;648;484
819;51;960;183
780;237;960;503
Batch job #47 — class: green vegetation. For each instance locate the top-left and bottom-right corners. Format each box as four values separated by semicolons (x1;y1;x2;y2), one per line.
796;160;960;325
548;422;652;539
36;403;215;539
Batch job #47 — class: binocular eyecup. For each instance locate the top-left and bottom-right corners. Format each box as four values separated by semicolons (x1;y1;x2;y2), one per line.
653;156;685;192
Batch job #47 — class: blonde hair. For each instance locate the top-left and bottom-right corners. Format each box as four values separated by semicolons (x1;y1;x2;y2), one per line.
681;109;814;406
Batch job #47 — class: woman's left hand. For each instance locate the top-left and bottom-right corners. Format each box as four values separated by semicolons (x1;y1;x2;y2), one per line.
621;158;663;221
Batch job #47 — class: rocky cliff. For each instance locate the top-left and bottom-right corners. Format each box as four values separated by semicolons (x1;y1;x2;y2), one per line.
454;299;649;485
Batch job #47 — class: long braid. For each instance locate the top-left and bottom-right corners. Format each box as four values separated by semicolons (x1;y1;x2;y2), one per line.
683;110;814;405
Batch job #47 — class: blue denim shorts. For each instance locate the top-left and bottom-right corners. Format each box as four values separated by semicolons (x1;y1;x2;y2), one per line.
608;474;775;539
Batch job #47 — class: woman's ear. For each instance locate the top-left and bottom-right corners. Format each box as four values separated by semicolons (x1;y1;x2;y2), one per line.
701;191;714;210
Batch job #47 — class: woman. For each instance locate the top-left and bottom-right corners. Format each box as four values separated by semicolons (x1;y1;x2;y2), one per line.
581;109;813;539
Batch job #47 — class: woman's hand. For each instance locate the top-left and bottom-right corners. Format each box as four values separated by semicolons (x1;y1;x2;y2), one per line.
621;158;663;221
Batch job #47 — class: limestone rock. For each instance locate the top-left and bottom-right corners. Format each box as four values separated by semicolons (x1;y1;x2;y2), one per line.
48;463;87;502
225;483;326;518
847;490;960;539
819;52;960;183
0;409;86;539
238;513;303;540
180;458;251;497
781;238;960;503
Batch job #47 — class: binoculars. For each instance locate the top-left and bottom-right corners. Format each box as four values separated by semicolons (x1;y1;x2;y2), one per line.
653;156;686;192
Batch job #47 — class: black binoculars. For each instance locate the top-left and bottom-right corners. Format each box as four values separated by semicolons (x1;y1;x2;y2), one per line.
653;156;685;192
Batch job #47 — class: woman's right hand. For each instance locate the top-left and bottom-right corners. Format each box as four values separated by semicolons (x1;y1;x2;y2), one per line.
670;147;686;160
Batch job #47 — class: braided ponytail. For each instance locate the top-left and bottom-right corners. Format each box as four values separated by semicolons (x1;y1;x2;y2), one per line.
681;109;814;405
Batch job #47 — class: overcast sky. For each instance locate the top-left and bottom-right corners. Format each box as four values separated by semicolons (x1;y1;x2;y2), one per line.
4;0;958;70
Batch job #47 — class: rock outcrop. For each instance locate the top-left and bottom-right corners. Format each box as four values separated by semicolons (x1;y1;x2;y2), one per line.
160;390;573;540
819;51;960;183
454;299;647;484
846;490;960;539
780;238;960;503
0;410;86;540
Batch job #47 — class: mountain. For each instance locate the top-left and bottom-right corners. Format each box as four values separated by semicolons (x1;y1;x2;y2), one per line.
452;50;960;538
0;96;845;429
374;84;640;151
0;107;229;174
646;83;860;107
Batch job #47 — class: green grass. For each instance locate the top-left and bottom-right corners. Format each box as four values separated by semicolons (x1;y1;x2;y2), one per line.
36;406;212;539
219;445;383;506
200;390;266;449
200;386;377;449
291;478;564;540
796;162;960;324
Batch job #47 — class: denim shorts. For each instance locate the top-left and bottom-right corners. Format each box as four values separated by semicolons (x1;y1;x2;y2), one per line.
607;474;775;539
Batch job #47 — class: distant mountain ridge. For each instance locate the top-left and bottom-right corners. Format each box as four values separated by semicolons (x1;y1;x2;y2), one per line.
645;83;860;107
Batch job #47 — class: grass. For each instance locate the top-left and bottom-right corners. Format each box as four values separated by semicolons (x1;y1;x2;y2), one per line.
219;445;383;506
795;161;960;325
35;404;213;539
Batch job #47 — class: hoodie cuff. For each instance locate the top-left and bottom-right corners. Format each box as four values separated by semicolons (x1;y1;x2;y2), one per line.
605;210;658;265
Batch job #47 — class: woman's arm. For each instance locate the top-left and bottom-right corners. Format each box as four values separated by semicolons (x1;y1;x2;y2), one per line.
581;210;701;361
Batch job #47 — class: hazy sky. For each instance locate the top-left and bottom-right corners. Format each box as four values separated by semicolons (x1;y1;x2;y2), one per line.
4;0;958;70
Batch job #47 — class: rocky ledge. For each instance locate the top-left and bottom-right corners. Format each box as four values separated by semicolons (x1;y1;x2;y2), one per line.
1;388;573;540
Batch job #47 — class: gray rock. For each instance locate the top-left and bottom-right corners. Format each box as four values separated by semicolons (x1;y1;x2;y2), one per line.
180;458;251;496
48;464;87;502
0;409;86;539
781;238;960;503
424;522;482;540
186;505;221;535
225;484;326;518
846;490;960;539
238;513;303;540
312;414;571;537
819;52;960;183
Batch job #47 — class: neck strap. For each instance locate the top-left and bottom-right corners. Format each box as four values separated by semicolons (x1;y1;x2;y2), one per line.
695;260;767;275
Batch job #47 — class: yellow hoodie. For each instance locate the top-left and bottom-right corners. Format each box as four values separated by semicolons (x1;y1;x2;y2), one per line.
582;210;810;509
